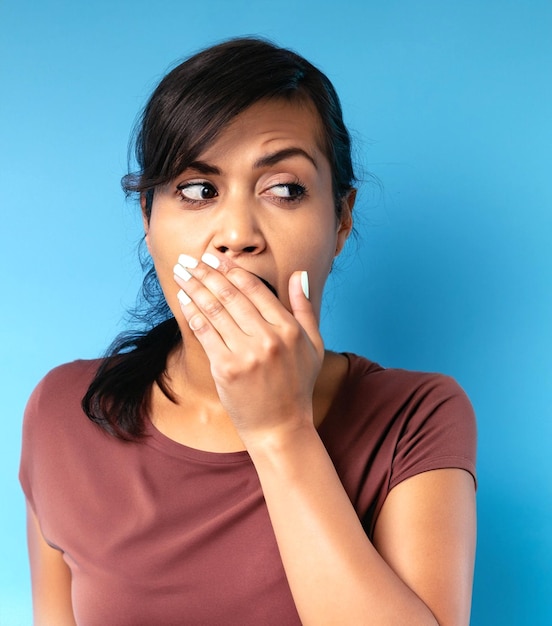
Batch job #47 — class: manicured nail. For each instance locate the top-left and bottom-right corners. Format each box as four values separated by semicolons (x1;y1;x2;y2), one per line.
178;254;198;269
177;289;191;306
301;271;309;300
173;264;192;281
201;253;220;269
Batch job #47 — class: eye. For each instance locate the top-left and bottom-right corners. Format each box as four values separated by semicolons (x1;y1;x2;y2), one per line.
176;181;218;203
267;182;307;202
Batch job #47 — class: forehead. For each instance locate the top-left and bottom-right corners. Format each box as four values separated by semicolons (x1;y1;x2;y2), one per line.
199;98;327;161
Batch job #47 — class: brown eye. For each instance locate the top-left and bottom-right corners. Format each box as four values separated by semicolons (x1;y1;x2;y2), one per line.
269;183;306;199
177;182;218;201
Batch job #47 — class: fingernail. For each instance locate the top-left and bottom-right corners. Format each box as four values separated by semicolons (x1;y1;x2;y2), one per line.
177;289;191;306
201;253;220;269
301;271;309;300
178;254;198;269
174;264;192;281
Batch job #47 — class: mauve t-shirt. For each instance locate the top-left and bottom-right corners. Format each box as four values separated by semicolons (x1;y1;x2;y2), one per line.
20;354;476;625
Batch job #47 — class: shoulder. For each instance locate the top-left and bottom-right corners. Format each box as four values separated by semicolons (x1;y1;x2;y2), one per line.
30;358;102;396
26;359;101;409
20;359;106;511
321;354;476;535
338;353;474;420
22;358;103;439
325;353;477;484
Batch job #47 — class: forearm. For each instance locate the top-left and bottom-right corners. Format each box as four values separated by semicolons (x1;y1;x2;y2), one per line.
248;424;439;626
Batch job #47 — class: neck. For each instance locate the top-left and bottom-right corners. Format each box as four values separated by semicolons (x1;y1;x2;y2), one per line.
155;328;349;447
165;334;224;410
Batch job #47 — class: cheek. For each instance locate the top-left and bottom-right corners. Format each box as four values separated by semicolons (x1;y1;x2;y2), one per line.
146;221;185;298
148;232;175;277
147;211;193;268
288;218;339;308
304;215;340;268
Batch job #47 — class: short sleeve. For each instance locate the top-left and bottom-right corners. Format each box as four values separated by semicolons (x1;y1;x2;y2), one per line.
389;375;477;490
19;360;100;517
19;374;46;514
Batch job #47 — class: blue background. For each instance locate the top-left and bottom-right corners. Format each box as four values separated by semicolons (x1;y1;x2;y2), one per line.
1;1;550;624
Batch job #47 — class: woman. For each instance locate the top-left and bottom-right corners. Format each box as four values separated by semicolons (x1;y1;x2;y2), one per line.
20;38;476;625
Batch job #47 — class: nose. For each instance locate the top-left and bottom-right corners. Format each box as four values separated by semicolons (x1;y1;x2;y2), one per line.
212;201;266;257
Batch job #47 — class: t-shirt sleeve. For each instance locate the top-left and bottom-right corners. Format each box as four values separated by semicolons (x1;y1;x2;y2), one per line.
19;360;98;517
389;374;477;490
19;373;46;514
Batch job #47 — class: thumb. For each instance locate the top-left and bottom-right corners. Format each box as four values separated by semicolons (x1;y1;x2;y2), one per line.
289;271;324;354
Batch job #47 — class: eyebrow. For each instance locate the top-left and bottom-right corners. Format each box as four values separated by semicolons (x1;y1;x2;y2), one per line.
185;161;221;176
253;147;318;170
186;147;318;177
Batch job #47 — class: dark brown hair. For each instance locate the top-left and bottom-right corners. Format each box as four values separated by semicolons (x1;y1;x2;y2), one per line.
83;37;356;439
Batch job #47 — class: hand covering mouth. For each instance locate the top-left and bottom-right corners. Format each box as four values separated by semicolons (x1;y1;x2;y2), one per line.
255;275;278;298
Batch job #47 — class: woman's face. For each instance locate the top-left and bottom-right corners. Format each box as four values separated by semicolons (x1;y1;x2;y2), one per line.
144;98;353;329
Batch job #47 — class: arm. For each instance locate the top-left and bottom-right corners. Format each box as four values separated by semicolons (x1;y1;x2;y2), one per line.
248;427;475;625
373;468;476;626
26;502;76;626
174;258;476;624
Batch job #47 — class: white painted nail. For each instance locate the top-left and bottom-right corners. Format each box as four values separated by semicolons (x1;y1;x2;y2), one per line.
178;254;198;269
201;253;220;269
177;289;191;306
300;271;310;300
174;264;192;281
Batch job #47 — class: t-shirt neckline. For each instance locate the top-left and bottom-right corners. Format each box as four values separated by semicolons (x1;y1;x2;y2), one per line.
143;353;367;464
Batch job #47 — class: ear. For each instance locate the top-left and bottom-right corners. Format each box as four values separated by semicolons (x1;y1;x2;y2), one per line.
140;193;151;252
335;188;356;256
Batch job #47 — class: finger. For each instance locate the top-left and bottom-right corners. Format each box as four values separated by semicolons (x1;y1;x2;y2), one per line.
201;253;282;316
175;257;282;353
180;253;286;330
173;265;247;347
176;288;233;357
288;271;324;358
222;265;293;327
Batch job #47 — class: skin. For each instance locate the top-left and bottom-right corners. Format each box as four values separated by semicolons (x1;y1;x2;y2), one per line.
27;504;76;626
145;98;353;450
27;98;476;624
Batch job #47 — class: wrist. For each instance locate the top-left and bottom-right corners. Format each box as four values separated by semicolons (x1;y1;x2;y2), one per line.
244;419;320;468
